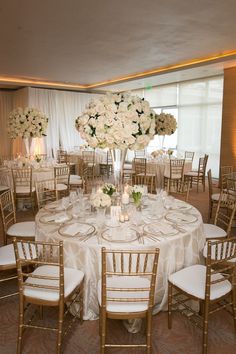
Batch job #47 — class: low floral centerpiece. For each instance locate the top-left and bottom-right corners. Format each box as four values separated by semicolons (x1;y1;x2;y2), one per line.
102;183;116;197
75;92;155;186
130;185;145;210
90;191;111;209
151;149;164;158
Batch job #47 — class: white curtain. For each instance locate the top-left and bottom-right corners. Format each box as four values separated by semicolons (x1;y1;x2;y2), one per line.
178;77;223;177
28;87;100;157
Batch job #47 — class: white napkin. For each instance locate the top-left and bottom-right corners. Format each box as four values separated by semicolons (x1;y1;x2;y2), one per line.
55;213;70;223
62;223;91;236
167;212;196;223
146;222;175;235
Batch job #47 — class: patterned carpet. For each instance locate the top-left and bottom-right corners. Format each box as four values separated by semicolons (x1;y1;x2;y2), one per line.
0;185;236;354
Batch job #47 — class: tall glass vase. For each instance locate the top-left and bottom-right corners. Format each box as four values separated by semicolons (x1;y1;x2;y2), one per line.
23;137;32;156
110;148;127;191
158;135;165;150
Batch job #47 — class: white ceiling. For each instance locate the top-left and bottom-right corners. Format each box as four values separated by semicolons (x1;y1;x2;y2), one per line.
0;0;236;91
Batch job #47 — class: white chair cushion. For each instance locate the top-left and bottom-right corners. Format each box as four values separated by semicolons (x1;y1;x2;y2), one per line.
164;173;182;179
0;244;16;266
203;223;227;239
97;276;150;313
70;174;81;180
69;176;82;185
7;221;35;237
24;265;84;302
16;186;35;194
56;183;68;191
185;171;198;177
212;193;220;202
169;264;232;300
123;164;133;170
202;241;236;262
0;185;9;192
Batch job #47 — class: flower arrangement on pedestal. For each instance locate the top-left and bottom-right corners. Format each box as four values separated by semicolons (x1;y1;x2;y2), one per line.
90;191;111;209
154;113;177;136
75;92;155;150
8;107;49;139
102;183;116;197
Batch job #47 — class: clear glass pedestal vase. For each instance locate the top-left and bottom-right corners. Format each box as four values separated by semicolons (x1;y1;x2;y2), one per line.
158;135;166;150
110;148;127;192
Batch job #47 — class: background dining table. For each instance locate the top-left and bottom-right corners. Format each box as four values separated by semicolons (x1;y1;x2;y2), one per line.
35;194;205;320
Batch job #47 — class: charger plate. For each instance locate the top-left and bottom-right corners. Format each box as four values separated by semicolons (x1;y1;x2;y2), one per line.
165;212;197;224
39;213;72;224
101;228;138;243
58;222;95;237
143;222;178;237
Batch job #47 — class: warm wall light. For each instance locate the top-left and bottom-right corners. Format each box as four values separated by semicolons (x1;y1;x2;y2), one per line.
1;50;236;90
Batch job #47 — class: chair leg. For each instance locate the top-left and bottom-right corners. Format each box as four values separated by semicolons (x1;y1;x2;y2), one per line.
168;282;172;329
57;302;64;354
100;307;106;354
146;310;152;354
232;291;236;331
17;295;24;354
79;284;84;323
202;301;209;354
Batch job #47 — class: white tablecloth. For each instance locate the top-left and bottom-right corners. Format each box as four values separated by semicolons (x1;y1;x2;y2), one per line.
35;196;205;320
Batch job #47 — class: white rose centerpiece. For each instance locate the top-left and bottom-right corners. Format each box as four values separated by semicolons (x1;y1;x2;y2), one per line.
155;113;177;136
8;107;49;139
75;92;155;150
90;191;111;209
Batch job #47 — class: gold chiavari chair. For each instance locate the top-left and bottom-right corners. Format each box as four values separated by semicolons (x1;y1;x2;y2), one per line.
35;179;58;210
0;190;35;244
184;154;209;192
184;151;195;162
0;243;18;299
132;158;156;193
11;167;35;211
54;165;70;198
82;150;96;180
168;238;236;354
0;168;11;194
203;189;236;240
99;150;113;178
57;149;68;164
164;158;185;193
207;169;220;222
134;149;146;158
98;248;160;354
220;165;233;190
13;240;84;354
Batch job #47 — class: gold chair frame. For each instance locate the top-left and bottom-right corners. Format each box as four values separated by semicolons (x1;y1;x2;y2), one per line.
35;179;58;210
207;169;220;222
164;158;185;193
132;158;156;193
184;151;195;162
13;240;84;354
99;248;159;354
54;165;70;198
0;244;18;300
212;190;236;238
185;154;208;192
220;165;233;190
11;167;35;211
168;238;236;354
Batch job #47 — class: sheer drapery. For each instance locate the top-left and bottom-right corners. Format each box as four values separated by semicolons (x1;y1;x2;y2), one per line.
178;77;223;177
28;87;99;157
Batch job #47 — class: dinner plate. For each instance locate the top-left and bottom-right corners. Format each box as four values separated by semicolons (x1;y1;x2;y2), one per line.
143;222;178;237
39;212;72;224
165;212;198;224
44;202;64;212
169;201;192;211
101;228;138;243
58;222;95;237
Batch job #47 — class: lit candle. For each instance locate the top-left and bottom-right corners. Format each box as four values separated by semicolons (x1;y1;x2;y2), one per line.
122;192;129;205
119;214;125;223
124;212;129;221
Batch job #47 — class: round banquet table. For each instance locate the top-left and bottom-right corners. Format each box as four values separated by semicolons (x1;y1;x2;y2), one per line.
35;195;205;320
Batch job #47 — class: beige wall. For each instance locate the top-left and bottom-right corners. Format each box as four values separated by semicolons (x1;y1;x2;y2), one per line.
220;67;236;170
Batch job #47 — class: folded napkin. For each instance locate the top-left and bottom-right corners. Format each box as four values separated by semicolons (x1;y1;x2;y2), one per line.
146;222;175;235
43;212;69;223
166;212;196;223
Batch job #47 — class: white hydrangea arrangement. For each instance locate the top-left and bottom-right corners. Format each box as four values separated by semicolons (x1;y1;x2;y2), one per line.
90;191;111;208
8;107;49;139
155;113;177;136
102;183;116;197
75;92;155;150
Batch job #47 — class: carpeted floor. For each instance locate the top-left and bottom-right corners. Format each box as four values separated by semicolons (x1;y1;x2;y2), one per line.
0;184;236;354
